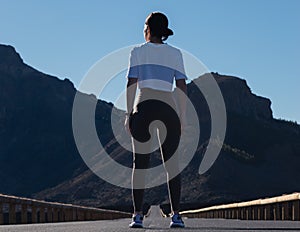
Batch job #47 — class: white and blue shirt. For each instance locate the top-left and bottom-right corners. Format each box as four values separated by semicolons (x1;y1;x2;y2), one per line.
126;42;187;92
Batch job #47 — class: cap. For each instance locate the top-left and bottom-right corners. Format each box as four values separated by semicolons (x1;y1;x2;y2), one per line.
146;12;174;37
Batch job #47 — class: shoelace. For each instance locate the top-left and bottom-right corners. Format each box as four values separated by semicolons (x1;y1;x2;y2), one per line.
173;214;183;222
133;215;143;222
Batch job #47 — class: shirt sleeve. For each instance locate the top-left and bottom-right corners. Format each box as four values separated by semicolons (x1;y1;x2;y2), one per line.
126;48;139;79
174;50;188;80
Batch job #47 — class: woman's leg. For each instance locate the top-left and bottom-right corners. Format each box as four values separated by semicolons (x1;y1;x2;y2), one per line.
160;135;181;213
130;109;152;214
132;151;150;213
158;107;182;213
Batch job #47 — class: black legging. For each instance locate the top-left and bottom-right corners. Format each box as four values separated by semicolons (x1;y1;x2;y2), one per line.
129;88;181;213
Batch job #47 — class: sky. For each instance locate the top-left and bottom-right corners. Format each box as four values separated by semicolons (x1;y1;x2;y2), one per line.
0;0;299;122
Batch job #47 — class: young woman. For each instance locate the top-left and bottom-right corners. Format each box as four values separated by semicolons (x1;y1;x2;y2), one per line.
125;12;187;228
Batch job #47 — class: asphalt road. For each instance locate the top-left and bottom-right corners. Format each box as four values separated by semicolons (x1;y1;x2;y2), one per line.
1;217;300;232
1;206;300;232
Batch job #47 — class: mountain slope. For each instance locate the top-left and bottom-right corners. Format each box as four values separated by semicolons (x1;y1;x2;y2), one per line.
0;44;113;195
34;71;300;211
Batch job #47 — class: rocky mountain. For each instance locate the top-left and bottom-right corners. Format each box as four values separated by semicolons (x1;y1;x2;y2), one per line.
1;44;300;213
0;44;112;195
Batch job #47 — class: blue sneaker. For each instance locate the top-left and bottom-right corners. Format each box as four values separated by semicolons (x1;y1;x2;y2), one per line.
129;214;143;228
170;213;185;228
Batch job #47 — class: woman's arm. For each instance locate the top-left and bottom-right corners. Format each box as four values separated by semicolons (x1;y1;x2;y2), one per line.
125;78;138;133
126;78;138;114
176;79;187;129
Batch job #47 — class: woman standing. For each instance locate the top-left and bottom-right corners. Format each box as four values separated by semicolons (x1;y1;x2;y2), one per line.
125;12;187;228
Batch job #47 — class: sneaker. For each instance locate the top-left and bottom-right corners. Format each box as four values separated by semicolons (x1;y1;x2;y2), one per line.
170;213;185;228
129;214;143;228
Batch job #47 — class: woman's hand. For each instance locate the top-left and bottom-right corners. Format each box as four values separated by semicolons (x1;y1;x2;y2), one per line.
126;78;137;135
124;115;131;134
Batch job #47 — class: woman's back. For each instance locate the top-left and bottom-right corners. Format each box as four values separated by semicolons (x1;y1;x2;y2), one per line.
127;42;186;92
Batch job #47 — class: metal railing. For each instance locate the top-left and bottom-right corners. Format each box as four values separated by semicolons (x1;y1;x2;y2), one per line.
181;192;300;221
0;193;130;225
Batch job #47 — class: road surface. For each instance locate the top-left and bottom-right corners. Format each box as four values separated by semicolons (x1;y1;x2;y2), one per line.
1;206;300;231
1;218;300;231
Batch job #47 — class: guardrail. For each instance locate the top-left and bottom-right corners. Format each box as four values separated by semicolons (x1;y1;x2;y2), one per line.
181;192;300;221
0;193;130;225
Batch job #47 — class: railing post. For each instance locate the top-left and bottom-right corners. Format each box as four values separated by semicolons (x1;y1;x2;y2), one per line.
67;208;70;221
63;208;68;221
61;208;65;221
227;209;230;219
77;209;84;221
58;207;62;221
232;208;236;219
59;207;63;221
264;205;271;220
69;208;73;221
274;203;281;220
72;208;77;221
213;210;217;218
246;207;250;220
85;210;91;220
60;207;65;221
220;210;223;218
257;206;263;220
0;202;3;225
48;206;53;222
32;205;37;223
21;204;28;224
219;210;222;218
252;206;258;220
242;207;246;220
64;208;71;221
9;203;16;224
282;202;289;220
74;208;78;221
40;206;45;223
62;207;66;221
292;200;300;221
91;210;96;220
224;209;228;219
47;207;53;222
236;207;240;219
53;208;58;222
239;207;243;219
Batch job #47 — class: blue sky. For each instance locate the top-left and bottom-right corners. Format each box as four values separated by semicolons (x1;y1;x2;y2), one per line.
0;0;299;122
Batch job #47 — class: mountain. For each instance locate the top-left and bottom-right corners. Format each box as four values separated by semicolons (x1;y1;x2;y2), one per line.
1;44;300;213
0;44;112;195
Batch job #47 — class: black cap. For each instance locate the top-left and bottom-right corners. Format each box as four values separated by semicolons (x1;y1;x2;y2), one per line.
146;12;174;39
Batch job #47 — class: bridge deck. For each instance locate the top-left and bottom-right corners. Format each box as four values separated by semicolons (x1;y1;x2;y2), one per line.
1;217;300;232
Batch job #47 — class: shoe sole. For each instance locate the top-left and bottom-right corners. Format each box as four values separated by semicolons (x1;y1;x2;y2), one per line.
129;223;143;228
170;223;185;228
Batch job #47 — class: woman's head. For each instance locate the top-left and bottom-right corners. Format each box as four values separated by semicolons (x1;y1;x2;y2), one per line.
144;12;174;42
